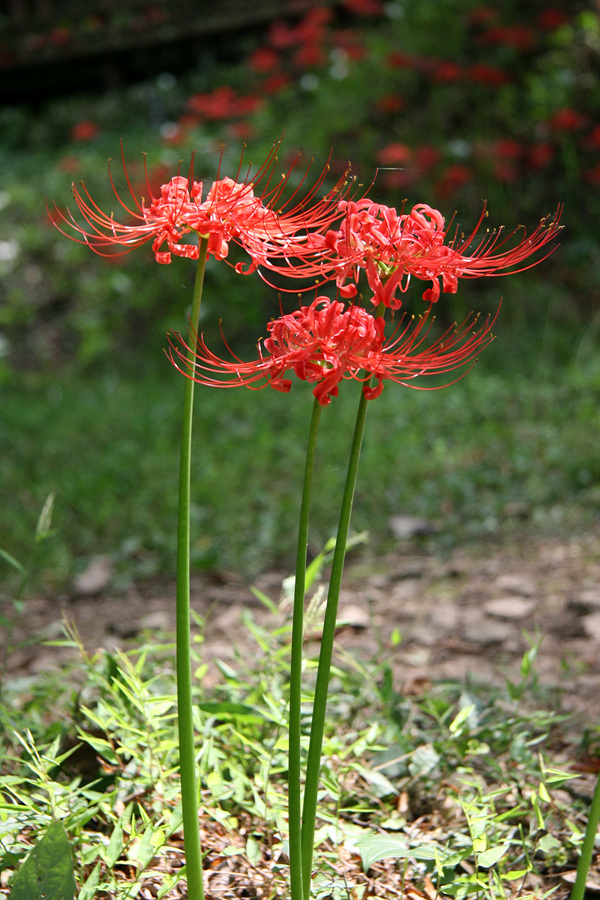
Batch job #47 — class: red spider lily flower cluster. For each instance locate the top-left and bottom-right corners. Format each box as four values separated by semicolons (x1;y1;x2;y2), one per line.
167;297;498;407
262;197;562;310
50;142;561;405
49;141;360;268
309;200;468;305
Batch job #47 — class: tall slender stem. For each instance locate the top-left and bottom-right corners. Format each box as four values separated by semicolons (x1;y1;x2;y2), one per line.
176;238;209;900
571;768;600;900
289;399;323;900
301;385;371;899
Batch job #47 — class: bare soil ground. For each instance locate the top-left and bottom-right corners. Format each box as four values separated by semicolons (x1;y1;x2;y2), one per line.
5;527;600;723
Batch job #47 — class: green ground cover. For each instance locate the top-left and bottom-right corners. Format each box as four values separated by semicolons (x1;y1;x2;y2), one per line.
2;335;600;592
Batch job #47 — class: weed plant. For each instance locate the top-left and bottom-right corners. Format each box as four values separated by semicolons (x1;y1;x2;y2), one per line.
0;589;588;899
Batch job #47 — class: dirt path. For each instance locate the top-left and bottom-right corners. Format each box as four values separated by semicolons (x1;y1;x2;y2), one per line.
4;528;600;727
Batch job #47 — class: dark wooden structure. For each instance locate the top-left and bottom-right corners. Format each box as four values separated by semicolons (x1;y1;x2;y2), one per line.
0;0;330;102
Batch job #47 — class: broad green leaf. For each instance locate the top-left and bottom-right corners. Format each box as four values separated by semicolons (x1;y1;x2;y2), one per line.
361;768;399;799
520;643;538;678
356;834;451;870
477;845;508;868
78;862;101;900
355;834;410;869
472;834;487;854
131;823;158;870
408;744;440;776
449;704;476;734
104;821;123;868
8;820;75;900
502;868;529;882
408;844;452;861
246;835;261;867
537;833;562;854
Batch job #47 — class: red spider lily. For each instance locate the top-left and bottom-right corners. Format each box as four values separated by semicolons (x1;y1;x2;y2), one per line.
166;296;497;407
547;108;589;133
537;10;569;30
70;120;99;142
248;46;281;73
468;63;510;86
343;0;385;14
477;25;536;52
273;199;562;310
430;60;464;83
49;141;361;269
527;142;555;170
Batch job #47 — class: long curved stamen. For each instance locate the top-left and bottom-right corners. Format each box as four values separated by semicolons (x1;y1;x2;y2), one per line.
49;142;362;277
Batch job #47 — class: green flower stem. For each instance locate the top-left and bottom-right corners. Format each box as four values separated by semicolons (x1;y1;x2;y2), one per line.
289;398;323;900
301;384;371;899
176;238;209;900
571;768;600;900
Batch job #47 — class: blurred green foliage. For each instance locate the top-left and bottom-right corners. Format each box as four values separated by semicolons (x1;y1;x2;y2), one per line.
2;357;599;592
0;0;598;372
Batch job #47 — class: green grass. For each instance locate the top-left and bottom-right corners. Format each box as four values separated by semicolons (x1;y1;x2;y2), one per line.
2;318;599;594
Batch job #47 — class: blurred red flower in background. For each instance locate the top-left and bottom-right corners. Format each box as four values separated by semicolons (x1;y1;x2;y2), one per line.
468;6;499;26
435;163;472;199
468;63;510;86
70;120;99;141
376;94;405;114
584;125;600;151
527;142;555;170
431;60;464;83
537;9;568;30
584;164;600;186
546;108;589;132
187;87;263;122
377;143;413;166
386;50;414;69
343;0;385;14
248;46;281;73
478;25;536;52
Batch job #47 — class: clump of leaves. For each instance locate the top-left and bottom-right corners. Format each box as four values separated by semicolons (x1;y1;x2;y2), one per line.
0;589;591;900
